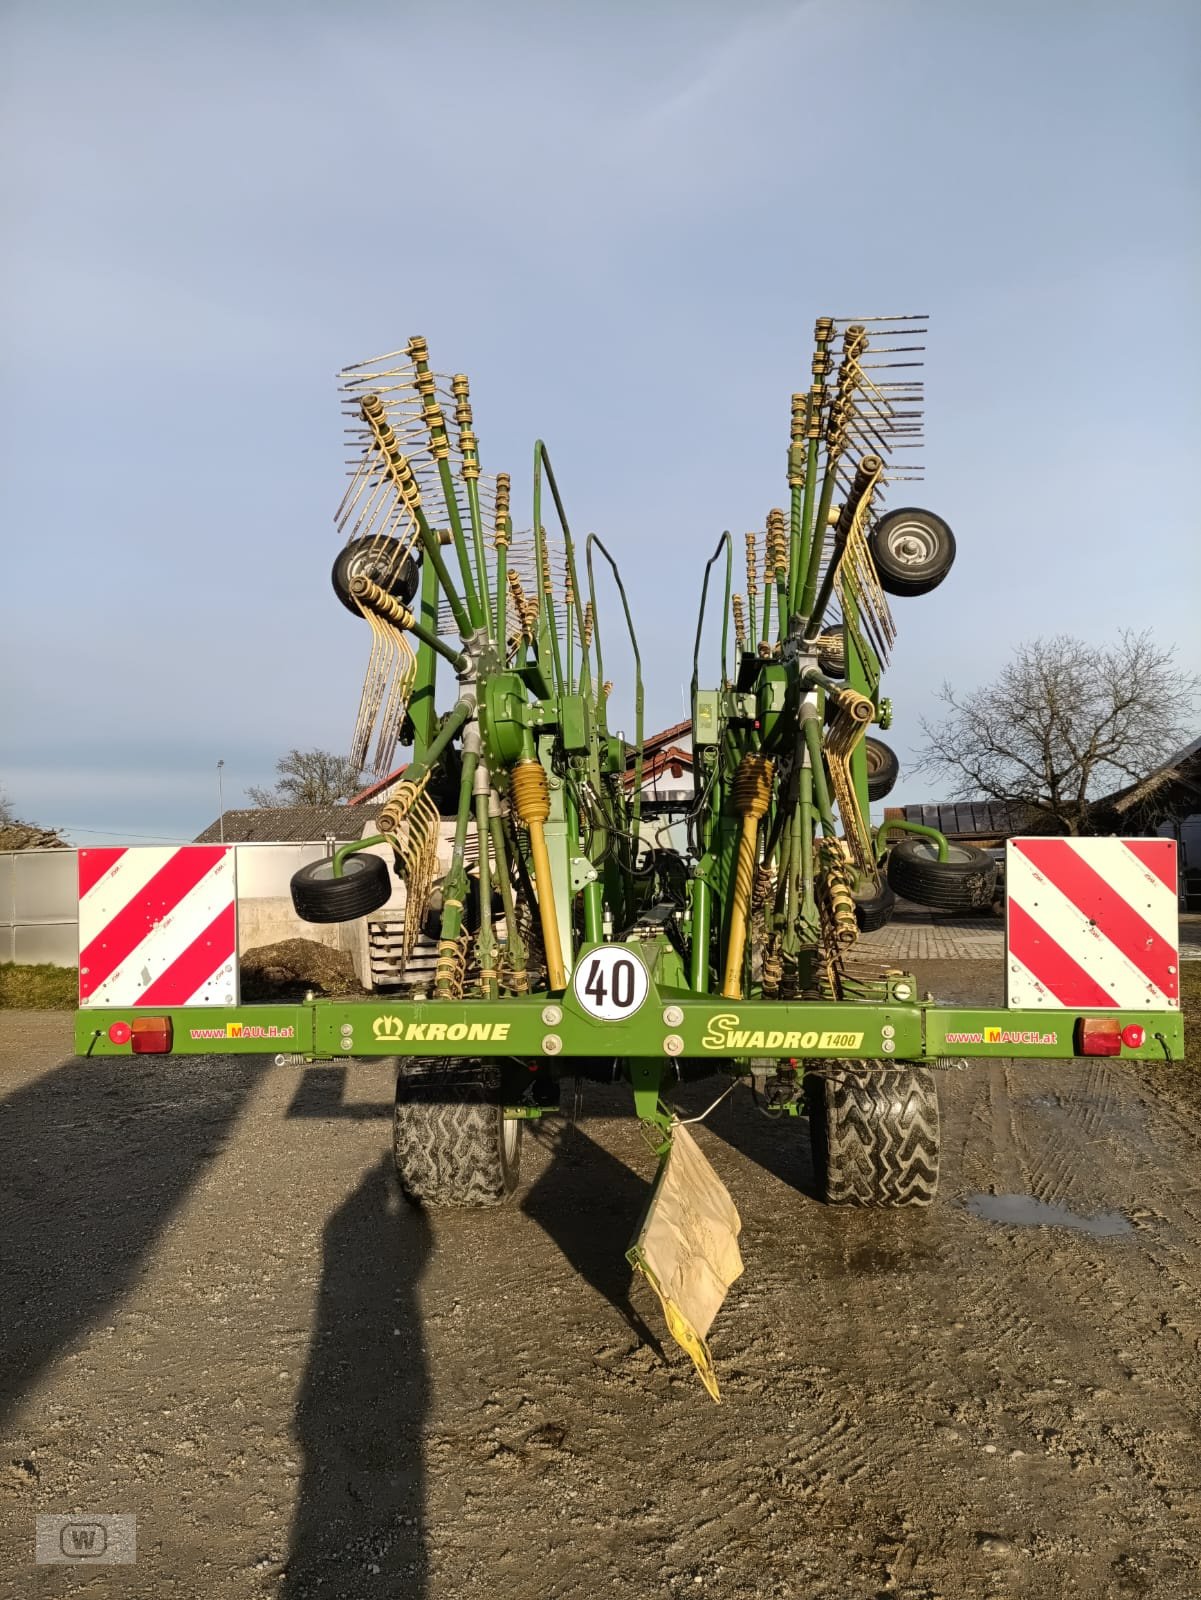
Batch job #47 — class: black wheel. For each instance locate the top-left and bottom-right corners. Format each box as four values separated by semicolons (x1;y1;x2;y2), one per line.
332;536;419;616
805;1065;940;1206
290;853;392;923
814;629;845;677
869;508;956;597
865;735;900;801
392;1058;522;1207
885;835;998;912
853;880;896;933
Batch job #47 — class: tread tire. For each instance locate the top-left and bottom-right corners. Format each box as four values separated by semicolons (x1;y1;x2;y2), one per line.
865;735;900;801
854;881;896;933
885;835;998;911
869;507;956;597
290;853;392;923
332;536;419;616
806;1065;940;1207
392;1058;521;1207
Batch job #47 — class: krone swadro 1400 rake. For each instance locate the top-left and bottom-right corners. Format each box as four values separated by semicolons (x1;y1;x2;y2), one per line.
74;320;1185;1399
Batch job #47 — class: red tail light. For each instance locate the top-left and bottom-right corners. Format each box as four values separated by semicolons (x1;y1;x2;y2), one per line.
130;1016;173;1054
1076;1017;1121;1056
1121;1024;1146;1049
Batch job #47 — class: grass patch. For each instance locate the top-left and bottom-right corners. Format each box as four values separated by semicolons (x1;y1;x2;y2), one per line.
0;963;79;1010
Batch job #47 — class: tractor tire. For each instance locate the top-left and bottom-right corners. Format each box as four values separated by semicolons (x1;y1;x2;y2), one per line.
392;1058;522;1207
806;1065;940;1207
865;735;900;801
869;508;956;597
290;853;392;923
853;880;896;933
885;836;997;912
332;536;419;616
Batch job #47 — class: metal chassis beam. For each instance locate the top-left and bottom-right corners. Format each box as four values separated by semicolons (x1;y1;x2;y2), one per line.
75;994;1184;1063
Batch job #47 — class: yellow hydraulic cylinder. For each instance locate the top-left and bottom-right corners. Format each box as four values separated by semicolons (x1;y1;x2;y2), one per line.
720;754;775;1000
510;760;567;992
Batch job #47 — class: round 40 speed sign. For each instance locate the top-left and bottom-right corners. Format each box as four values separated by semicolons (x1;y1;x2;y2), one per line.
572;946;650;1021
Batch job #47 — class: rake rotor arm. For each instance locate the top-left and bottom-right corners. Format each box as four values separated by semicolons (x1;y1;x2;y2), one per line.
586;534;644;841
532;441;567;694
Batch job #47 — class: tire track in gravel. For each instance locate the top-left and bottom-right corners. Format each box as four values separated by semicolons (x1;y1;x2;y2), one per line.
947;1038;1201;1589
4;978;1201;1600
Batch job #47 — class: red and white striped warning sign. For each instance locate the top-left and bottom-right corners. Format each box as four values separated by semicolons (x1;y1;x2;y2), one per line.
78;846;238;1009
1005;837;1178;1010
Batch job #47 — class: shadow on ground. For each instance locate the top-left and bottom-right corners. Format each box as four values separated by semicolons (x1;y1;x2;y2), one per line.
0;1051;268;1429
520;1119;667;1355
681;1074;821;1200
283;1158;430;1599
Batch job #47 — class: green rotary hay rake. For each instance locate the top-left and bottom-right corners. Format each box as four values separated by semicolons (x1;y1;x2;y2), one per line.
76;319;1184;1398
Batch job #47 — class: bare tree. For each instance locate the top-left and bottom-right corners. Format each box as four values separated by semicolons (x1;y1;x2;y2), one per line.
915;632;1199;835
247;750;365;808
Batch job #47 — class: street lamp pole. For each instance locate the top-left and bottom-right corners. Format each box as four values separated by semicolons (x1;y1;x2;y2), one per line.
217;760;226;845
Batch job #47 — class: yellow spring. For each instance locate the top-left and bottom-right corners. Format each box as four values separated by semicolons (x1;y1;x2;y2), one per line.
510;760;550;824
790;391;806;445
814;628;845;676
451;376;480;480
377;770;427;836
788;394;808;489
817;838;858;948
829;686;874;729
731;752;774;818
350;575;414;629
494;472;511;548
451;373;472;428
435;929;469;999
509;761;565;991
767;507;787;579
778;952;801;1000
761;942;783;998
752;864;775;909
806;380;824;440
361;395;422;510
507;571;534;642
501;948;531;995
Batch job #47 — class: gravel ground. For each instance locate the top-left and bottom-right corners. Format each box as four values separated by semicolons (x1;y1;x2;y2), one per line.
2;962;1200;1599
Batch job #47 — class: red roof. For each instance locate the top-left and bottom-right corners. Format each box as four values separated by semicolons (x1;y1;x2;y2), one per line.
625;745;694;792
348;766;408;805
640;719;692;757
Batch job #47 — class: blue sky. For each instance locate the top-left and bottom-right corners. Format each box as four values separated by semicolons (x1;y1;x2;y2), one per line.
2;0;1198;843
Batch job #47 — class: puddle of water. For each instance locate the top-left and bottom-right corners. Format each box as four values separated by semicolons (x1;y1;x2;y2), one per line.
965;1192;1134;1237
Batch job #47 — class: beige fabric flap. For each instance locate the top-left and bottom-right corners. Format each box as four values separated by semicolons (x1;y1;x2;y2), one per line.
631;1124;744;1400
